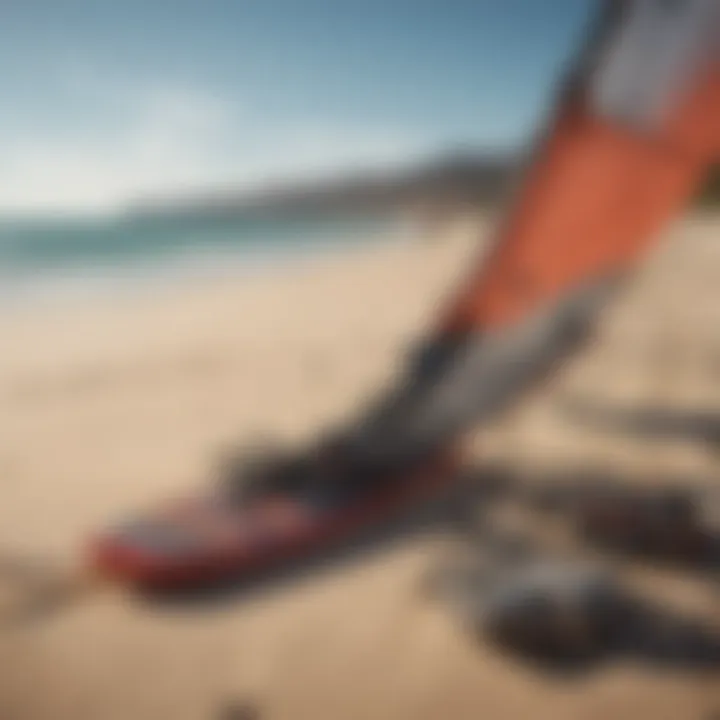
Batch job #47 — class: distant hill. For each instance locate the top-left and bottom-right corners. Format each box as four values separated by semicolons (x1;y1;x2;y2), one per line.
129;152;518;221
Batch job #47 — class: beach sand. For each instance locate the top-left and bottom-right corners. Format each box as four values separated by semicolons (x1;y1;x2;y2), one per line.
1;213;719;719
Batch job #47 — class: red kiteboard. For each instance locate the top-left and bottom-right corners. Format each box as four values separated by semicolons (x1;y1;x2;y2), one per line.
89;450;458;591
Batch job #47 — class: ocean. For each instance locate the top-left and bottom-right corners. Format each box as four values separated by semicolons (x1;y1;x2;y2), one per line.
0;212;402;308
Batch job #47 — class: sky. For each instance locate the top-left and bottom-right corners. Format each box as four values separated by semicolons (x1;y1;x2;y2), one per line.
0;0;597;215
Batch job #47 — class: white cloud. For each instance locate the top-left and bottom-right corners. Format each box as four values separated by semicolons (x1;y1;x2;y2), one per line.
0;78;244;215
0;68;430;216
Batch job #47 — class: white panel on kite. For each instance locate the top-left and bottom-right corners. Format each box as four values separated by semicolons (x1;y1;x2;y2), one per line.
589;0;720;129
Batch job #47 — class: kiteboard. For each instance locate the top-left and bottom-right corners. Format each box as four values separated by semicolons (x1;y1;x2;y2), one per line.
89;449;458;591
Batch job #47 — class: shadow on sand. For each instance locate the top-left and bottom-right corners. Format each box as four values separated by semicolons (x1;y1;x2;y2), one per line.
479;596;720;677
562;397;720;449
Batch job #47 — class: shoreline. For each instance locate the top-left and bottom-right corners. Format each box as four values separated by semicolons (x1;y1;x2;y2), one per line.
0;220;412;317
0;210;487;329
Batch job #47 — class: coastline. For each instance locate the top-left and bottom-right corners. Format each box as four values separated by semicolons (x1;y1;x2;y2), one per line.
0;213;414;316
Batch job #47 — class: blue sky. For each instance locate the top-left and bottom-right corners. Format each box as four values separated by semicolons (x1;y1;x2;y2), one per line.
0;0;596;214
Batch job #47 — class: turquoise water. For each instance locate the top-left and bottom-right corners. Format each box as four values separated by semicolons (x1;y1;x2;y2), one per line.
0;212;399;306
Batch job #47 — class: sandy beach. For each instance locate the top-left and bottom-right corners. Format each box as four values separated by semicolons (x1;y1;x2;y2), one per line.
1;213;719;720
